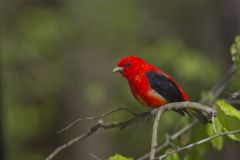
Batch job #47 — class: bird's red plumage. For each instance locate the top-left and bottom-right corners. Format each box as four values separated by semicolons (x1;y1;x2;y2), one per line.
113;56;211;124
115;56;189;108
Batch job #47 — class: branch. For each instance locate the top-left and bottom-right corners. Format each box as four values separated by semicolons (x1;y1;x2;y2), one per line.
46;111;150;160
138;120;197;160
157;129;240;160
89;153;105;160
58;107;138;133
148;102;214;160
148;102;214;114
150;109;165;160
47;102;212;160
208;64;236;103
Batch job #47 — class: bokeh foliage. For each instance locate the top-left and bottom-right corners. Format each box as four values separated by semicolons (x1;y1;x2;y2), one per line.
1;0;240;160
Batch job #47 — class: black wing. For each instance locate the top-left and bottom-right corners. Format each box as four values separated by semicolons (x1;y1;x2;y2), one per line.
145;70;187;116
145;70;184;102
145;70;210;123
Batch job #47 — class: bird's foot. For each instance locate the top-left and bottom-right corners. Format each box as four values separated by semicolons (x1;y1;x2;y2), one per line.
150;108;160;116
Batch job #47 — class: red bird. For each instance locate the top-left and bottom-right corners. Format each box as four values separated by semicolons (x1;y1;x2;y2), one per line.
113;56;209;123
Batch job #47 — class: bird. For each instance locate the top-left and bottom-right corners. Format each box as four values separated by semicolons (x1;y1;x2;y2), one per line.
113;56;210;123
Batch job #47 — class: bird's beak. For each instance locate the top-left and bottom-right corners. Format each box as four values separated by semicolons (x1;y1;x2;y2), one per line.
112;67;124;73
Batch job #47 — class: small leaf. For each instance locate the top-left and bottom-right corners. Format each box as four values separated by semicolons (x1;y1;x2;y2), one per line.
231;35;240;69
108;154;133;160
206;117;224;150
216;100;240;140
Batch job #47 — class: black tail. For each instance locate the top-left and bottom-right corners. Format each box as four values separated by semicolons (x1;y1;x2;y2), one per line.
173;108;211;124
185;108;211;124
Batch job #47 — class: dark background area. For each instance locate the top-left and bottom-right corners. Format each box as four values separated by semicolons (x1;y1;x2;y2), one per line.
1;0;240;159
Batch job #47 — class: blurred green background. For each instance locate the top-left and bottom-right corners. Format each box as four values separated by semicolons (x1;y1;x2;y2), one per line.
1;0;240;160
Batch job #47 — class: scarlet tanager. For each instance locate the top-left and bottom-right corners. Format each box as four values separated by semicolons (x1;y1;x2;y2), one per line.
113;56;209;123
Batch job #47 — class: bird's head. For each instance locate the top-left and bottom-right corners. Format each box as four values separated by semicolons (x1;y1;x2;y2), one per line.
113;56;146;79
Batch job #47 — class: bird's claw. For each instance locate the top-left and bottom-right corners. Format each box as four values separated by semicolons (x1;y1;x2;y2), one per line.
150;108;160;116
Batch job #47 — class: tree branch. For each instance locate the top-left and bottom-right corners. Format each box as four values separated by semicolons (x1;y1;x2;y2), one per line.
148;102;214;160
89;153;105;160
138;120;198;160
208;64;236;103
156;102;214;113
58;107;138;134
46;102;213;160
157;129;240;160
150;109;164;160
46;111;151;160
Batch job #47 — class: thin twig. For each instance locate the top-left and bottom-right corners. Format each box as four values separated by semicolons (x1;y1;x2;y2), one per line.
89;153;105;160
46;111;150;160
200;64;236;105
212;116;218;134
157;129;240;160
170;120;197;140
58;107;138;133
209;64;236;102
150;109;165;160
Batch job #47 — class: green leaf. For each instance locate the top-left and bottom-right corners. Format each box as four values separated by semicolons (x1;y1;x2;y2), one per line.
165;149;180;160
231;35;240;69
108;154;133;160
217;99;240;140
206;117;224;150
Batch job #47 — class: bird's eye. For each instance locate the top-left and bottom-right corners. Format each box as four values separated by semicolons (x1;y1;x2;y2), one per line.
125;62;132;67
